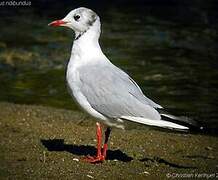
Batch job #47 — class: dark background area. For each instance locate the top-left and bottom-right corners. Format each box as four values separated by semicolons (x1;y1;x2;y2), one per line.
1;0;218;27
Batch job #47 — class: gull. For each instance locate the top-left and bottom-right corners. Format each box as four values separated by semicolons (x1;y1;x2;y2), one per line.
48;7;200;163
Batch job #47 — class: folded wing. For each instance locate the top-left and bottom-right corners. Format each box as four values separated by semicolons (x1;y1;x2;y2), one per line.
77;63;188;130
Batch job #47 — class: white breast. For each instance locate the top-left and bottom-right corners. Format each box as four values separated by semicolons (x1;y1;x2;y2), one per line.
66;54;109;121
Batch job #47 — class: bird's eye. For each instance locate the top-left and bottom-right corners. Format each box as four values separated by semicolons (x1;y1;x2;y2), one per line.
74;15;80;21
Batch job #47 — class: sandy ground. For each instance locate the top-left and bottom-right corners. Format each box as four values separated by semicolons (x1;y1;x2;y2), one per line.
0;102;218;179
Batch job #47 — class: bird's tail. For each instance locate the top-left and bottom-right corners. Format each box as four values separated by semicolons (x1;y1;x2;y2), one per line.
159;110;203;132
120;116;189;131
120;109;203;132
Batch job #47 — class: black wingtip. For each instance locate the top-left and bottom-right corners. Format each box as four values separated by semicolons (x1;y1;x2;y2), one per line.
159;112;204;133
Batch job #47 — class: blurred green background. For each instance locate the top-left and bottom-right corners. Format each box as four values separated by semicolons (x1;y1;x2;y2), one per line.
0;0;217;132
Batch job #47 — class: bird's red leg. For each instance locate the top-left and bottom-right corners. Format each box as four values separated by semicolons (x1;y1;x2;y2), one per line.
102;127;111;158
96;122;102;157
83;122;104;163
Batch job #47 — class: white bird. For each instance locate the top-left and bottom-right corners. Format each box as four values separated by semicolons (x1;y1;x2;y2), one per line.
48;7;200;163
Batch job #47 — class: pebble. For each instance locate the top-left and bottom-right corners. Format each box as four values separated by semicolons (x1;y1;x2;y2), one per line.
205;146;213;151
73;158;79;162
87;174;94;179
141;171;150;175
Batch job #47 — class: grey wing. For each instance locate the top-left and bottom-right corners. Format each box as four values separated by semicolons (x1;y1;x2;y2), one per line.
78;63;161;120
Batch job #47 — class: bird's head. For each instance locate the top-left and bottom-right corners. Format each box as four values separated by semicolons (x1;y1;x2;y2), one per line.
48;7;100;40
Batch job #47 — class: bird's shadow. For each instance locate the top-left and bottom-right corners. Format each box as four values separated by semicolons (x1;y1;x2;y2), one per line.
41;139;133;162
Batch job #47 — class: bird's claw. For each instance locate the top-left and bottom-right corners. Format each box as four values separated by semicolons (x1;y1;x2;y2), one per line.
82;155;105;163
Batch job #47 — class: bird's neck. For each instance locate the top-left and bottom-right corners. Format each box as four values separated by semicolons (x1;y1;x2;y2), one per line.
71;20;102;59
72;33;100;55
68;20;109;69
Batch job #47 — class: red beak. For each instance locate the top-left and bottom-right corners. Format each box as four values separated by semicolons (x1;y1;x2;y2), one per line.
48;20;67;27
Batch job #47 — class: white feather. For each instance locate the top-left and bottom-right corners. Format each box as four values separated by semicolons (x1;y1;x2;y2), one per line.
121;116;189;130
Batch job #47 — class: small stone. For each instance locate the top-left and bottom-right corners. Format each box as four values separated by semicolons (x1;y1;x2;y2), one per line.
73;158;79;162
208;155;215;159
87;174;94;179
205;146;213;151
141;171;150;175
